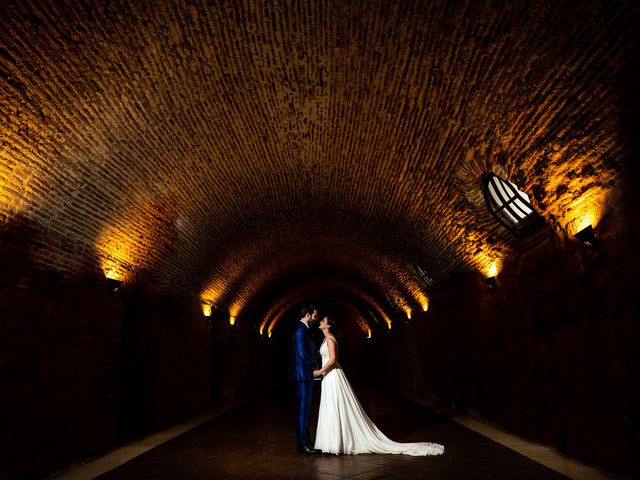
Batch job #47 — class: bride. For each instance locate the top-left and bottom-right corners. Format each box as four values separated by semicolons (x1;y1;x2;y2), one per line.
313;316;445;456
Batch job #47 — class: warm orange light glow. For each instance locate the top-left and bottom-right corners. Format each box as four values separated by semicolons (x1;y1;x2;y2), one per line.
263;302;290;336
228;303;241;326
477;254;503;279
268;331;272;338
104;268;125;281
353;315;371;335
408;284;429;312
554;181;609;239
393;295;413;321
487;261;498;278
96;201;184;282
415;292;429;312
201;284;249;326
201;281;226;310
366;329;372;339
202;304;212;317
564;201;603;238
377;310;391;329
267;315;282;337
257;277;395;338
97;230;135;280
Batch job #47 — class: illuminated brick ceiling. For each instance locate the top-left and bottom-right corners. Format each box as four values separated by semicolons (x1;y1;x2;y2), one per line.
1;0;638;325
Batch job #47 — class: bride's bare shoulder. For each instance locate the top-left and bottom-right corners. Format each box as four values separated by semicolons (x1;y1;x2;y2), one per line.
327;335;338;344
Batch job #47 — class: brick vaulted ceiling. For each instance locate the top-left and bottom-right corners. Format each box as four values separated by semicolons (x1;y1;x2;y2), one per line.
1;1;638;328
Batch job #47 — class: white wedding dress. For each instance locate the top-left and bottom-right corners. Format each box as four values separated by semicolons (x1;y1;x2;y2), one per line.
314;336;445;456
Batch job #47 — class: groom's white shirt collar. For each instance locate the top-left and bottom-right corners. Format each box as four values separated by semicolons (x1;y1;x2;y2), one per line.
300;319;310;328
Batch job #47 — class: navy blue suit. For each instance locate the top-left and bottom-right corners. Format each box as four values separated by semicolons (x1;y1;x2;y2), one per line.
289;321;317;448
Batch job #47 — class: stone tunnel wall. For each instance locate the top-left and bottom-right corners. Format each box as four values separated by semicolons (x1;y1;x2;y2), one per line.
0;216;273;479
0;215;126;479
375;166;640;476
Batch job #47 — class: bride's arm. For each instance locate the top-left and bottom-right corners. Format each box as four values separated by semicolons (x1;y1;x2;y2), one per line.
316;337;338;375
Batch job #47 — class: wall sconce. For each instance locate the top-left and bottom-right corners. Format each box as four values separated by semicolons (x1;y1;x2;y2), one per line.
202;304;213;324
106;278;122;294
574;224;597;248
484;276;498;290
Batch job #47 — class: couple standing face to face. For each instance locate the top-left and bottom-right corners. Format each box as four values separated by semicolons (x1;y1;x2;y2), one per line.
302;308;333;333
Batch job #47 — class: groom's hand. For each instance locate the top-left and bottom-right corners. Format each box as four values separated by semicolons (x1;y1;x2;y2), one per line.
313;370;322;377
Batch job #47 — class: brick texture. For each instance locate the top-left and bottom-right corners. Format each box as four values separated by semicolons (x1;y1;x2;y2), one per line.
2;0;638;314
1;0;640;478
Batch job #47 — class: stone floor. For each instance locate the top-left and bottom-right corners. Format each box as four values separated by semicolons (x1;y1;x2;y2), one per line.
53;384;617;480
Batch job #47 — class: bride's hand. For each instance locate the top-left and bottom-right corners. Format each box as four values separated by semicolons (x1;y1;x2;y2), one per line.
313;370;322;377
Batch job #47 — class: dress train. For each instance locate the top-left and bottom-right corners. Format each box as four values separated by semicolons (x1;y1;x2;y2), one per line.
314;337;444;456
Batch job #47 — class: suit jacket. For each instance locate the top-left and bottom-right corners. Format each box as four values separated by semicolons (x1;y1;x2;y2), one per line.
289;321;317;382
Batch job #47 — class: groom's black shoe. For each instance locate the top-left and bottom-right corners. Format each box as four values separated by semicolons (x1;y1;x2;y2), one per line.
297;445;321;454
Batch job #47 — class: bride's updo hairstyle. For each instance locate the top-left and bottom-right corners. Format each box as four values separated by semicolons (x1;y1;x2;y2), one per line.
325;316;339;335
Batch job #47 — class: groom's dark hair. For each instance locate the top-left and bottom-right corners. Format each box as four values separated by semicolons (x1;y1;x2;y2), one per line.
300;304;316;317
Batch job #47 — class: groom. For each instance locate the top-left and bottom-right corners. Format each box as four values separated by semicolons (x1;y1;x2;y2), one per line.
289;304;322;454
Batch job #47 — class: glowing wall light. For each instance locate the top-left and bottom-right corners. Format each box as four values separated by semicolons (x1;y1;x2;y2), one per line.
104;268;124;281
202;303;212;318
569;212;597;237
103;267;124;294
366;329;372;339
227;303;241;326
101;260;128;283
562;189;608;242
261;303;286;337
487;262;498;278
483;259;501;290
200;281;227;316
417;294;429;312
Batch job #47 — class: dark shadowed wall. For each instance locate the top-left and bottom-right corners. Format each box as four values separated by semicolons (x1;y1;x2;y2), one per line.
0;219;274;479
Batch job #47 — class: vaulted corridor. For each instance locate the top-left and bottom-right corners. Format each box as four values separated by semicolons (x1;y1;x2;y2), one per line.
2;0;640;479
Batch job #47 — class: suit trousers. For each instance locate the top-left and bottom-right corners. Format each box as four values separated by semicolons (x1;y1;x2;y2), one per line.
295;381;313;448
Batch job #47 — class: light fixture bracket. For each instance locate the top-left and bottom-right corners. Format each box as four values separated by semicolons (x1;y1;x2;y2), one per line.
106;278;122;294
484;276;498;290
574;225;597;248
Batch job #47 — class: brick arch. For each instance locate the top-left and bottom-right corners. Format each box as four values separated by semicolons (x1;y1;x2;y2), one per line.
1;0;635;300
198;230;430;328
258;278;396;338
